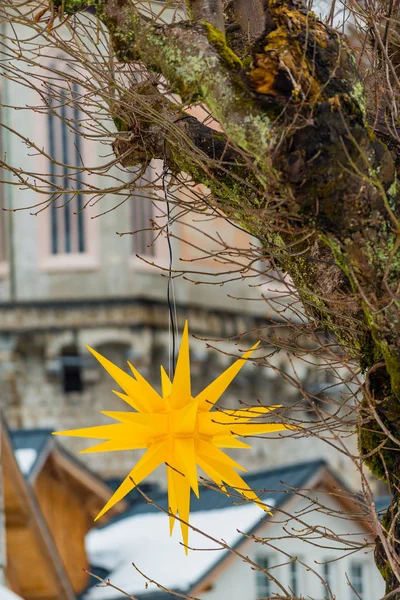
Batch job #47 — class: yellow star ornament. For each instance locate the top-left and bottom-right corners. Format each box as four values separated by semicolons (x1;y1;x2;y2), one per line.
54;322;291;550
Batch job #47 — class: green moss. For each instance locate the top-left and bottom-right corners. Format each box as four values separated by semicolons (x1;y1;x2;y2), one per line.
183;0;193;18
359;420;393;481
203;22;242;70
320;235;357;283
359;331;382;372
387;176;398;199
378;502;400;586
113;117;127;132
377;557;392;584
53;0;90;12
242;57;252;69
359;411;394;481
379;343;400;400
366;123;376;143
349;80;367;118
320;234;400;380
358;364;400;481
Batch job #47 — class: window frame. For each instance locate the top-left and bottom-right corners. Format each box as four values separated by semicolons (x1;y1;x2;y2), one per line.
37;69;98;272
255;554;274;598
0;97;9;278
349;561;365;599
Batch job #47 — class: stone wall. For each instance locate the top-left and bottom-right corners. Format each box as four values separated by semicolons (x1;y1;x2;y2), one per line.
0;301;364;491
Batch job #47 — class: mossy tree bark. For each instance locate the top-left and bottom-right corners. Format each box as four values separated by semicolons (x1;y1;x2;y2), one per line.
54;0;400;592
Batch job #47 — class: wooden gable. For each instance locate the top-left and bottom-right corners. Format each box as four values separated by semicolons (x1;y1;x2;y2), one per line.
2;424;75;600
31;445;126;594
7;425;127;595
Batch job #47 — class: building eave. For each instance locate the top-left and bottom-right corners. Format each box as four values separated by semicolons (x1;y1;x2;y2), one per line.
1;415;76;600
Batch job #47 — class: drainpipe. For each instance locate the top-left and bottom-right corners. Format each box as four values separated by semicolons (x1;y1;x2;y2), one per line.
0;420;7;586
1;20;16;302
4;91;16;303
7;199;16;303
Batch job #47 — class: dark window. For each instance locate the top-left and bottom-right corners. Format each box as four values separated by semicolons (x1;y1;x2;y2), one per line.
61;346;83;393
290;560;300;597
350;563;364;599
256;555;273;598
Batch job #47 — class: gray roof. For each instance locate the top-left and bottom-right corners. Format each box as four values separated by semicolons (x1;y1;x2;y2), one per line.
85;459;328;600
98;458;327;528
10;428;54;479
375;495;390;515
11;427;54;454
10;428;111;491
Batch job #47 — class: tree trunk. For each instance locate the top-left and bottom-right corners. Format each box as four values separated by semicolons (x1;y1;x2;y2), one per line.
0;420;7;586
361;363;400;597
52;0;400;591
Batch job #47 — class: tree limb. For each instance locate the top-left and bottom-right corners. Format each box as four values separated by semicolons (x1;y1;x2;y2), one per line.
112;82;365;353
54;0;271;162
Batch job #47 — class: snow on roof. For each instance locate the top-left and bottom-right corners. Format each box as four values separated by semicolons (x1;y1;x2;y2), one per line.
84;500;274;600
10;428;53;479
0;584;24;600
15;447;37;475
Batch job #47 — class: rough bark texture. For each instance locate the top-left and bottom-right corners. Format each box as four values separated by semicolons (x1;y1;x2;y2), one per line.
53;0;400;593
191;0;225;33
232;0;267;39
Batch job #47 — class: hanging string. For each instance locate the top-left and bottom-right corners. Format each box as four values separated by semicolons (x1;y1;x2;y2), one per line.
162;163;177;379
162;115;193;379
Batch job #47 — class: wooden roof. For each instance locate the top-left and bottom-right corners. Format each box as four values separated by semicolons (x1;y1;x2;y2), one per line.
2;419;127;598
11;427;126;520
1;418;76;600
